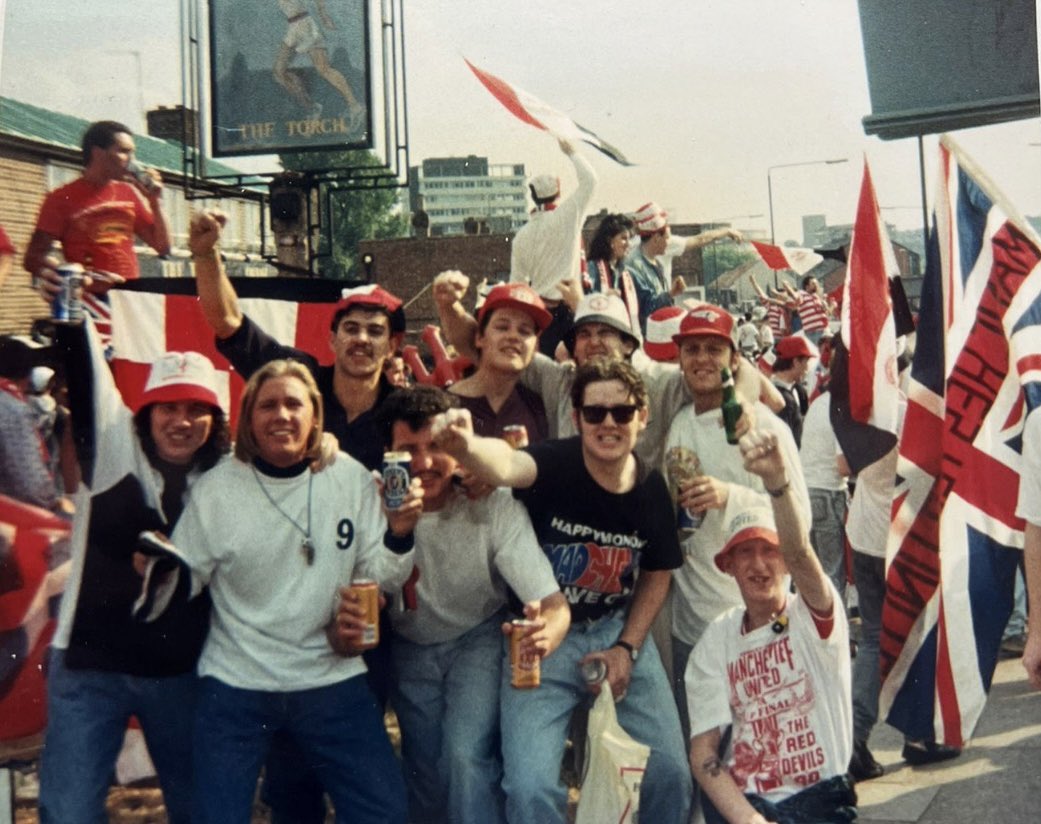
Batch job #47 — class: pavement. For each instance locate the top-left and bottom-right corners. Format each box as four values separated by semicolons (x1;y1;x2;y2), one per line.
855;655;1041;823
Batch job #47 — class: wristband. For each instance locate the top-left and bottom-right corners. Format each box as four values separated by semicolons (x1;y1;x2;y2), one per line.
766;481;790;498
383;529;415;554
612;640;638;662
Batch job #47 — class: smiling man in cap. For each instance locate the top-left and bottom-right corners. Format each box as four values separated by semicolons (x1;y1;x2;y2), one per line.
190;210;404;473
663;303;810;741
686;431;855;824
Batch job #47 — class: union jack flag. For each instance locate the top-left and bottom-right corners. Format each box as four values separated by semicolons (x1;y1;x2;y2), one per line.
879;135;1041;746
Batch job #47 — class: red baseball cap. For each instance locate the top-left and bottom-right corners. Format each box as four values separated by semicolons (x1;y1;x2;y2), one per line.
672;305;736;348
334;285;406;333
774;335;816;360
714;492;780;573
476;283;553;333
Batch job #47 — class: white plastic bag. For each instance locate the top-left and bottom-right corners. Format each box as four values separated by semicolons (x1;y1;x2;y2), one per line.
574;687;651;824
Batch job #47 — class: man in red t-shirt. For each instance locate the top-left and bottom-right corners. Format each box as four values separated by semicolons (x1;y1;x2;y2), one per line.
24;120;170;301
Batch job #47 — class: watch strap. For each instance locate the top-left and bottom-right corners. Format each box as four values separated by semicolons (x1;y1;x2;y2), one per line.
612;639;638;661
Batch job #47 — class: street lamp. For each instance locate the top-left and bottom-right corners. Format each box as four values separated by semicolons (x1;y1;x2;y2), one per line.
767;158;848;245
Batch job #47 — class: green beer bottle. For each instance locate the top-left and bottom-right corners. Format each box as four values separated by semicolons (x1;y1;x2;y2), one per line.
721;367;742;445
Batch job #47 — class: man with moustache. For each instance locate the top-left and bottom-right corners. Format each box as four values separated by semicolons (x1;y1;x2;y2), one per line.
191;210;403;473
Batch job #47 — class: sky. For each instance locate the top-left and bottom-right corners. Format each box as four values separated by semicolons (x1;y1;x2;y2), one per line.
1;0;1039;246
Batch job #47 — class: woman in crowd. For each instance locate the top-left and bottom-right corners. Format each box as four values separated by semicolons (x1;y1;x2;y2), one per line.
40;319;228;824
446;282;551;443
153;359;420;823
585;212;640;334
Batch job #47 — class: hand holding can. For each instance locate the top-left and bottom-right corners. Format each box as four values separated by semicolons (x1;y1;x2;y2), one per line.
347;579;380;650
509;619;540;689
381;451;411;510
665;445;703;531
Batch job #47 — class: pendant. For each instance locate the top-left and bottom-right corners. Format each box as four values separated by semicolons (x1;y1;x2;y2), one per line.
301;538;315;566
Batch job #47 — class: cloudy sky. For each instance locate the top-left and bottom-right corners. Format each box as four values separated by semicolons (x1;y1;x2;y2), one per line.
2;0;1038;245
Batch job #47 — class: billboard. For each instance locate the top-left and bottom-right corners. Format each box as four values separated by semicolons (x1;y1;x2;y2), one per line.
210;0;371;156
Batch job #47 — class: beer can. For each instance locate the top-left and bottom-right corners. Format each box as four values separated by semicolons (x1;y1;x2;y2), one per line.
127;159;160;194
580;658;608;685
52;263;85;322
510;619;540;689
501;424;528;449
349;578;380;649
382;451;411;510
678;505;704;533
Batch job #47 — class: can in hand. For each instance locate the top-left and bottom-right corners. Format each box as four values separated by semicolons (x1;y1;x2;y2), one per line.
665;445;704;532
580;658;608;685
510;619;540;689
501;424;528;449
127;159;160;195
52;262;85;322
348;578;380;649
382;451;411;510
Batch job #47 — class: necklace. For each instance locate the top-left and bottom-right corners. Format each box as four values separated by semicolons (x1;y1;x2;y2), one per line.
742;608;789;635
251;465;315;565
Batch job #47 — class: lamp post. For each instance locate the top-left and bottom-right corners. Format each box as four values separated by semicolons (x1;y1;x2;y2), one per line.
767;158;848;246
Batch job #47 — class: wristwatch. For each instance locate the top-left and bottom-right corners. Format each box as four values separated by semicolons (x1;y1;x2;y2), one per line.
612;640;638;662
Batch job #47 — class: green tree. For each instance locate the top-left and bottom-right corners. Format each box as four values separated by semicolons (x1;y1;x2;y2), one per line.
280;148;409;279
703;243;758;284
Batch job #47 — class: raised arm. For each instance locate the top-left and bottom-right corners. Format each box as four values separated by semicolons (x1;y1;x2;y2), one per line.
431;408;537;489
189;210;243;339
432;270;480;361
739;429;831;615
683;227;743;252
133;174;171;256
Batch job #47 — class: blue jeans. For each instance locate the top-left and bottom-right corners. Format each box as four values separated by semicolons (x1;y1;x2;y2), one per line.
500;611;692;824
39;648;197;824
391;614;505;824
851;551;885;742
809;488;848;598
192;674;406;824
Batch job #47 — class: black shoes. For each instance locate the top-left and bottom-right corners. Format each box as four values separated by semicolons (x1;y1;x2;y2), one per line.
901;738;962;765
848;739;885;781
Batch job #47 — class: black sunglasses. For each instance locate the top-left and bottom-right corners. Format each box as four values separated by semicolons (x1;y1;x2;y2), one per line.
578;404;639;425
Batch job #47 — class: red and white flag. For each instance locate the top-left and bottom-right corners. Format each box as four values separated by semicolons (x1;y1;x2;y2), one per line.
750;241;823;275
465;59;632;166
108;279;344;430
840;160;899;433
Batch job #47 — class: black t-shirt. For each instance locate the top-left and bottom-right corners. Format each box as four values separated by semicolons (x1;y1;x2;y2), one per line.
216;314;394;471
514;437;682;623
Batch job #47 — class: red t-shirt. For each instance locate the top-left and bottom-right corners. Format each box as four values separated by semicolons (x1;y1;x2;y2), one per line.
34;178;154;280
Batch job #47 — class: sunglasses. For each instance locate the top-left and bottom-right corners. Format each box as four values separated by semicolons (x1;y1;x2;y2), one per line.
578;404;640;425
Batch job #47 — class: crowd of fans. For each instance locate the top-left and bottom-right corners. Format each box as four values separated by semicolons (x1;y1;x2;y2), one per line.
2;118;1036;824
